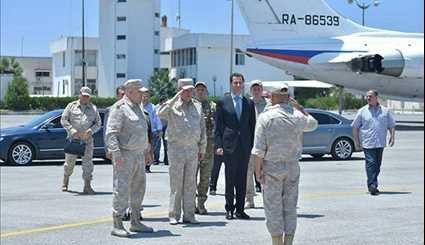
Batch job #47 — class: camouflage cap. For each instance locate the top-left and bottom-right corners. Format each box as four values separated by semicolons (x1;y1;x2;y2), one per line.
124;79;144;90
271;84;290;96
140;87;150;92
80;86;92;96
194;81;208;89
250;80;263;88
178;78;195;90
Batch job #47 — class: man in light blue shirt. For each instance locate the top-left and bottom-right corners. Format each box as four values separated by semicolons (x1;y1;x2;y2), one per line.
352;90;396;195
141;88;163;171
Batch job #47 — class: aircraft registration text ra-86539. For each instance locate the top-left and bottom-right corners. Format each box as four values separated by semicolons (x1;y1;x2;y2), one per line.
282;13;340;26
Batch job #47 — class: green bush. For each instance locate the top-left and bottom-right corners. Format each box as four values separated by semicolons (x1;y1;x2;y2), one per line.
304;93;365;110
25;97;116;111
4;76;31;111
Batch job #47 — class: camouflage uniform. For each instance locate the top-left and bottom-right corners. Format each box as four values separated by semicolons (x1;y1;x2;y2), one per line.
105;95;150;218
158;95;207;223
246;97;268;206
196;100;216;212
251;103;318;238
61;100;101;182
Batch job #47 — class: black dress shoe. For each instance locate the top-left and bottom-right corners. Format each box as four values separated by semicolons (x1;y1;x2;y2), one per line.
235;212;250;220
255;186;262;193
225;211;234;220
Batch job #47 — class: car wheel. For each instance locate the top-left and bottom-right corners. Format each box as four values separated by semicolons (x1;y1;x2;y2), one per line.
8;142;34;165
331;138;354;160
310;154;325;159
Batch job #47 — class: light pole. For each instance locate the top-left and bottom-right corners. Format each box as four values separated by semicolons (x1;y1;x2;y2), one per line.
348;0;380;26
82;0;86;87
229;0;235;93
177;0;182;29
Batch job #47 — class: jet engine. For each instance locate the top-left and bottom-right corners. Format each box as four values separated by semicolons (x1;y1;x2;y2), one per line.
350;49;405;77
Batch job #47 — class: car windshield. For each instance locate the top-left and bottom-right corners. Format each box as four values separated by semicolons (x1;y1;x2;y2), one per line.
25;111;61;128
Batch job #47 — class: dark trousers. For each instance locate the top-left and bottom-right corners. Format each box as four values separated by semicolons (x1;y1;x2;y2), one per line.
152;131;161;163
224;144;250;213
364;148;384;188
209;154;224;191
162;126;168;165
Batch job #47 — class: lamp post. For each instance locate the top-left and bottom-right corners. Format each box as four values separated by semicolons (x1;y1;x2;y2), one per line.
229;0;235;93
348;0;380;26
177;0;182;29
82;0;86;87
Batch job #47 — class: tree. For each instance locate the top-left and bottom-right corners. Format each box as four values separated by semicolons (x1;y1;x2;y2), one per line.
4;76;31;110
0;57;23;76
149;69;177;99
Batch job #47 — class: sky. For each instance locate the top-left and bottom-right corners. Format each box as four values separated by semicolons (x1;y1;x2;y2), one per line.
1;0;423;57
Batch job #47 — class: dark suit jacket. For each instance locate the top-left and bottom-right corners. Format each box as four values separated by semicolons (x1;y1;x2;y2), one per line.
215;95;256;155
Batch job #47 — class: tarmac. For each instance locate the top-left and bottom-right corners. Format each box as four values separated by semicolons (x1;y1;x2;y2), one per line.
0;113;424;245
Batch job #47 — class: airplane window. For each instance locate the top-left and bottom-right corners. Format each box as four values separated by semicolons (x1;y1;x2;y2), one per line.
310;113;340;125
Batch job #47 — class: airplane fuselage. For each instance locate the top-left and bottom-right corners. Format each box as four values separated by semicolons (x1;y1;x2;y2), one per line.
246;32;424;101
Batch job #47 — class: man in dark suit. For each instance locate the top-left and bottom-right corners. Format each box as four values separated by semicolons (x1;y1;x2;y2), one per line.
215;73;256;220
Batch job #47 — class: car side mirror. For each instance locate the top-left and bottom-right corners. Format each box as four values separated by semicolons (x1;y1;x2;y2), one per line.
42;122;55;130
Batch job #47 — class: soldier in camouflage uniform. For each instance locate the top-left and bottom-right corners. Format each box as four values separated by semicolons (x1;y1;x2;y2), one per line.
158;78;207;225
251;86;318;245
194;81;216;215
61;86;101;194
246;80;269;209
105;79;154;237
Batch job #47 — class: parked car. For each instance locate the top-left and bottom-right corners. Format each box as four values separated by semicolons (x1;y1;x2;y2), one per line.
0;109;108;165
303;109;361;160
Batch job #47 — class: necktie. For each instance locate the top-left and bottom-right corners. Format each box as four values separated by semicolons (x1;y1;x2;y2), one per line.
235;96;242;120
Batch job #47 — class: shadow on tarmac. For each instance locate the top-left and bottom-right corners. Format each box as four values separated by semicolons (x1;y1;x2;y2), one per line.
129;230;181;239
182;221;228;228
298;214;325;219
377;191;412;195
64;190;113;196
142;217;171;222
300;157;365;162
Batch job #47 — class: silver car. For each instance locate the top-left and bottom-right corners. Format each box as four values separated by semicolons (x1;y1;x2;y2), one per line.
303;109;361;160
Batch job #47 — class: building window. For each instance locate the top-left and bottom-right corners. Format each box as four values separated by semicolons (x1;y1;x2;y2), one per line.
236;52;245;66
155;12;160;18
87;79;97;95
35;71;50;77
116;54;126;59
117;0;127;2
171;48;197;68
117;16;127;22
154;31;160;36
117;35;126;40
116;73;126;78
154;49;160;55
62;52;66;67
74;50;97;66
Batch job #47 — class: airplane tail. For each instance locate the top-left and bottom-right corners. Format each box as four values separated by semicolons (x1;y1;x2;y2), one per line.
236;0;377;44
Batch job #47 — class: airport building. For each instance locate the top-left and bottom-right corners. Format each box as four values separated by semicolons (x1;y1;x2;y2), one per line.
98;0;161;97
49;37;99;97
168;33;292;96
1;56;52;96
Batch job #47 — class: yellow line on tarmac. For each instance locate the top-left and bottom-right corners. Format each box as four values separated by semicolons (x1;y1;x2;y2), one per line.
0;189;407;238
0;209;168;238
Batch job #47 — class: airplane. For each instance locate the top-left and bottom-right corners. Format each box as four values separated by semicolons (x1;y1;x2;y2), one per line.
235;0;424;101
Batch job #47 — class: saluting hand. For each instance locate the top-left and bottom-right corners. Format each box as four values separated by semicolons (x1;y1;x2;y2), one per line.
216;148;224;156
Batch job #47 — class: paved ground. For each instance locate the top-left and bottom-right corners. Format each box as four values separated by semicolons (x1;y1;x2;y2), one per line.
0;113;424;245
